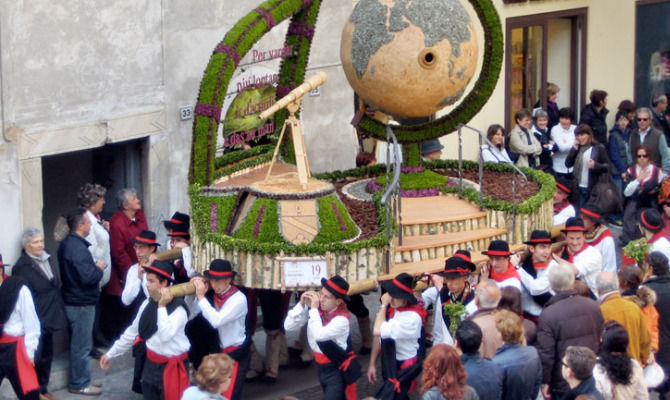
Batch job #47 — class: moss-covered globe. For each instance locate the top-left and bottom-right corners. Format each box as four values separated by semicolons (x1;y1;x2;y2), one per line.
340;0;478;117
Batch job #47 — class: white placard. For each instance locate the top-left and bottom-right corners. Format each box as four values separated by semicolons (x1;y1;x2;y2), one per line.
280;257;328;288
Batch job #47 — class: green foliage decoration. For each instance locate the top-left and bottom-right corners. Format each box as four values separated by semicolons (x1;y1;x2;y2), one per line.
443;302;466;336
189;184;237;236
354;0;504;147
214;144;275;170
232;198;289;244
623;238;650;266
313;195;358;244
376;170;448;190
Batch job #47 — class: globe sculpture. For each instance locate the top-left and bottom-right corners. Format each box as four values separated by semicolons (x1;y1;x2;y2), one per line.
341;0;479;118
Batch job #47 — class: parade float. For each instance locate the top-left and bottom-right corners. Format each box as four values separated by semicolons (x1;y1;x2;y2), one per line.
187;0;555;291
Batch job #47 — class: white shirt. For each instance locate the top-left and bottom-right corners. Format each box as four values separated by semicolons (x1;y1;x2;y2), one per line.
579;148;593;188
588;235;618;274
284;302;349;354
187;289;247;349
1;284;41;361
518;260;557;317
650;237;670;264
121;263;149;306
85;209;111;287
480;145;513;164
176;246;197;279
570;245;603;295
553;204;576;226
107;299;190;358
493;276;522;291
550;124;576;174
379;308;422;361
422;287;453;346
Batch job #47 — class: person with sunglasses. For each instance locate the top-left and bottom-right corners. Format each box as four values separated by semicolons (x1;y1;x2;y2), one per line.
629;107;670;174
621;144;666;245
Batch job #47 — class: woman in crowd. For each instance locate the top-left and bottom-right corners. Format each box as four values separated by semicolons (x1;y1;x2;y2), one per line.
621;144;666;244
565;124;611;207
181;353;234;400
481;124;513;164
420;344;478;400
593;322;648;400
77;183;111;287
534;82;561;130
497;287;536;345
618;99;637;131
618;265;659;356
532;109;554;173
508;108;542;168
579;90;609;145
550;107;576;180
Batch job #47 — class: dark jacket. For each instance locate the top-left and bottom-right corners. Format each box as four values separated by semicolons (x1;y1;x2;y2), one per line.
461;352;503;400
536;290;604;395
492;343;542;400
643;275;670;370
533;126;553;172
58;232;103;306
566;376;603;400
608;125;630;175
579;103;609;145
630;126;666;170
565;143;612;194
12;250;67;333
653;109;670;142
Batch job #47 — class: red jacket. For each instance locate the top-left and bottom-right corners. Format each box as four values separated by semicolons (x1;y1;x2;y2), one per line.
105;209;148;296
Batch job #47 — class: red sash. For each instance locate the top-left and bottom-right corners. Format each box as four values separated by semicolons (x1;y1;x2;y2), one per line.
490;262;520;283
221;345;240;399
0;334;39;395
146;349;189;400
585;226;613;246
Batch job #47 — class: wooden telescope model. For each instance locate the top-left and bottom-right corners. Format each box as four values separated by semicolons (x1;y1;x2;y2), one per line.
259;71;328;190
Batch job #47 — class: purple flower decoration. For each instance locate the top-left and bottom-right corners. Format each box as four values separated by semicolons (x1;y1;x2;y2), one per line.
366;179;454;198
401;166;425;173
331;202;347;232
210;203;218;233
254;205;266;238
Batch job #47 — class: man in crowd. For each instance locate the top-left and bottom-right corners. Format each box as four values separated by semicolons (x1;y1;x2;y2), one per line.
470;280;503;359
553;179;576;227
105;188;148;342
537;262;603;400
651;94;670;141
517;230;557;320
480;240;521;291
581;204;617;273
455;320;502;400
561;346;603;399
554;217;603;297
165;214;196;284
0;254;41;400
639;208;670;261
59;208;105;396
597;271;651;365
630;107;670;173
642;252;670;395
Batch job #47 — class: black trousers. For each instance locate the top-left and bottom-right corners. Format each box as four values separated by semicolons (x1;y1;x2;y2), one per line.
34;331;54;393
317;363;346;400
100;293;137;342
132;342;146;394
0;342;40;400
257;289;289;330
227;348;251;400
346;294;369;318
141;357;189;400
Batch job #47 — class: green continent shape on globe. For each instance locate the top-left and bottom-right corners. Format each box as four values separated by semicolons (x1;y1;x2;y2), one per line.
349;0;472;80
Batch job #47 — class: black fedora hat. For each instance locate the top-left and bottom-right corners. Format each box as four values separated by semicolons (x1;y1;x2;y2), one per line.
482;240;511;257
131;230;160;247
555;179;572;195
640;208;664;233
439;250;475;278
204;259;237;280
321;275;350;302
580;204;605;225
381;272;417;305
561;217;587;233
167;221;190;239
163;212;190;231
523;230;554;245
144;260;174;282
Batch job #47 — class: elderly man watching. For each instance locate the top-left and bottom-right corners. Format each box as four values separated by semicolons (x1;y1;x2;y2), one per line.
597;271;651;365
630;107;670;173
12;228;67;400
469;280;503;358
536;262;603;400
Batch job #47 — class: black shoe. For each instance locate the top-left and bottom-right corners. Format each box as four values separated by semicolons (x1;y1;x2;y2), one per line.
89;348;104;359
261;375;277;384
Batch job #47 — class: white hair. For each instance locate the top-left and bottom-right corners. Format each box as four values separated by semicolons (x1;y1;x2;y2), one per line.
548;262;575;292
21;227;43;248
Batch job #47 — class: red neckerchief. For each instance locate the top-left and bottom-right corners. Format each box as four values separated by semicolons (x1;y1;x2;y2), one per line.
490;262;520;283
554;200;571;214
649;232;667;244
386;305;427;325
319;303;349;326
585;225;614;246
566;243;589;263
213;285;238;309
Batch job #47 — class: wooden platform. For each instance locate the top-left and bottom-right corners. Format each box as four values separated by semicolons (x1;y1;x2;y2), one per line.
399;195;484;225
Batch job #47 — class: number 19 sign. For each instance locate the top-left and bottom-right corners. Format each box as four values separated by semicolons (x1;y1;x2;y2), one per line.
279;256;328;288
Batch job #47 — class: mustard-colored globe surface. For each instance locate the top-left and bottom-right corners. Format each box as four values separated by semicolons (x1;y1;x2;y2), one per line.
341;0;478;118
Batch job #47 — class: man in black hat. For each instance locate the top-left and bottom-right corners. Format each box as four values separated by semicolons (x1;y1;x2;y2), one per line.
163;213;195;284
101;260;190;400
554;217;603;297
187;259;249;400
517;230;557;319
580;204;617;273
284;275;361;400
553;179;576;227
369;273;425;400
0;254;41;400
421;250;476;346
638;208;670;261
481;240;522;291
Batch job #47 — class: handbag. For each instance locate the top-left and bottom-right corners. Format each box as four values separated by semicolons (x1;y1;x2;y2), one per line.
587;148;623;214
644;361;665;388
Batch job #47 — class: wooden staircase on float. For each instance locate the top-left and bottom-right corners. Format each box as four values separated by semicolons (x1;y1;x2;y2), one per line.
380;194;522;280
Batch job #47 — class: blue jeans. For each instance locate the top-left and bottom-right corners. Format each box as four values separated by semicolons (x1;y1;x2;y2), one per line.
65;305;95;390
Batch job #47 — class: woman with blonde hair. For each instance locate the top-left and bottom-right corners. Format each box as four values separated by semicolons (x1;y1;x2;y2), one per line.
420;344;478;400
181;353;235;400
